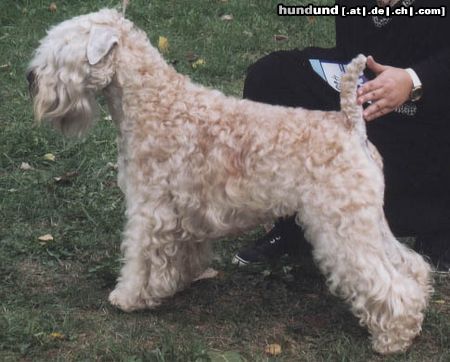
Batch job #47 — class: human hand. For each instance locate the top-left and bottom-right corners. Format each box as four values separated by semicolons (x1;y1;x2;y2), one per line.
357;56;413;121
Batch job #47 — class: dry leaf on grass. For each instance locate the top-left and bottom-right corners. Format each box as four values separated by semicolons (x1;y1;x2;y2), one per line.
192;58;206;69
274;34;289;42
48;2;57;13
220;14;234;21
20;162;34;171
53;171;79;184
49;332;65;340
194;267;219;282
207;350;245;362
265;343;282;356
158;36;169;53
43;153;56;161
38;234;54;246
186;51;200;62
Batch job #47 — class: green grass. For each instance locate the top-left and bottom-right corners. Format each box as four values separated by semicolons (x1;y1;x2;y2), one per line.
0;0;449;361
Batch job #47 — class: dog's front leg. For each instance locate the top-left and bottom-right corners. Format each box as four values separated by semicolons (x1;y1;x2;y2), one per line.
109;211;157;312
109;201;209;311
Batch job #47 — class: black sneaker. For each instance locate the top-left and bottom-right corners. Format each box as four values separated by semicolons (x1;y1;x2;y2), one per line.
232;217;310;266
414;232;450;274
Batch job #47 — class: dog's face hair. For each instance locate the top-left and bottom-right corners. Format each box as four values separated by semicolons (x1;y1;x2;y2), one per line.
27;10;120;136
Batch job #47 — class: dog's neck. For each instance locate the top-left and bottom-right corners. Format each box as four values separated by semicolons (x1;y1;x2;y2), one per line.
115;28;185;93
103;77;124;126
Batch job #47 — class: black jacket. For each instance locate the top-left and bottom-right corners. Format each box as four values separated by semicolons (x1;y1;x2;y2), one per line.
336;0;450;121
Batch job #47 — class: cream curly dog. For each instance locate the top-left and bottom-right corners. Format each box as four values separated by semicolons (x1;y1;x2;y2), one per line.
28;9;432;354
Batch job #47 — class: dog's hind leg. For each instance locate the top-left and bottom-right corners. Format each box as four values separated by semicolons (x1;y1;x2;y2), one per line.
297;200;428;353
379;217;432;303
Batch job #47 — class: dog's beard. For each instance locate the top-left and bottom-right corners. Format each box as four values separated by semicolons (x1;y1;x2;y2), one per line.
33;84;97;137
50;96;97;137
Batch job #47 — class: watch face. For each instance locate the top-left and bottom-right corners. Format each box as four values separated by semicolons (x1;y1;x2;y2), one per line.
411;86;423;102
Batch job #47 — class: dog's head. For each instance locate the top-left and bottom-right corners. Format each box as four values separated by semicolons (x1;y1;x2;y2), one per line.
27;9;122;136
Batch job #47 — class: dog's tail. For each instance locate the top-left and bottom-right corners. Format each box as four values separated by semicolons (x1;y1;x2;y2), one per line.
340;54;367;131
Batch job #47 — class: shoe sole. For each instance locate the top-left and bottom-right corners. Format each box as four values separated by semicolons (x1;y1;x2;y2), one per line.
432;269;450;275
231;254;263;267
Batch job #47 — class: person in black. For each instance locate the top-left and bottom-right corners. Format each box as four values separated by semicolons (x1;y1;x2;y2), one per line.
233;0;450;272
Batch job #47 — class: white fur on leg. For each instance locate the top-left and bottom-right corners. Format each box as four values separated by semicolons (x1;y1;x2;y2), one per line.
109;213;155;312
304;218;428;354
295;164;429;354
111;192;212;312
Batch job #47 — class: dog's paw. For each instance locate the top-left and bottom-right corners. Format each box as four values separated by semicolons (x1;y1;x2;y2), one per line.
109;288;146;312
372;334;412;355
109;288;160;312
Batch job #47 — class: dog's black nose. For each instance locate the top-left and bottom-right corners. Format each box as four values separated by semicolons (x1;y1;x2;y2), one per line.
26;69;37;97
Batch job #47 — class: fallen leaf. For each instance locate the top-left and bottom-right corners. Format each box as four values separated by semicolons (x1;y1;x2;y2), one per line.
158;36;169;53
207;350;245;362
265;343;282;356
107;162;118;170
20;162;34;171
186;51;200;62
53;171;79;184
43;153;56;161
38;234;54;242
307;16;316;24
194;267;219;282
48;2;57;13
49;332;65;340
192;58;206;69
220;14;234;21
274;34;289;42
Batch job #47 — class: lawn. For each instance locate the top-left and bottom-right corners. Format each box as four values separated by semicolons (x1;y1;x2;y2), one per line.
0;0;449;361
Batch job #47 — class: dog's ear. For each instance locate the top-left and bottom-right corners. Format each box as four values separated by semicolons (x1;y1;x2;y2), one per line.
87;26;119;65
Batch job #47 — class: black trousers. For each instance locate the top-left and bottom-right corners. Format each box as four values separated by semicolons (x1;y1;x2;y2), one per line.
244;49;450;236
